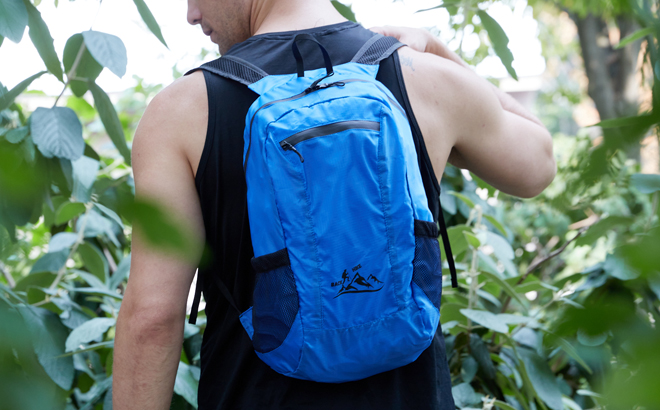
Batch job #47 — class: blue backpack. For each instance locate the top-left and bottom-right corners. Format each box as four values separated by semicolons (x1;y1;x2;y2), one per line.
187;34;457;383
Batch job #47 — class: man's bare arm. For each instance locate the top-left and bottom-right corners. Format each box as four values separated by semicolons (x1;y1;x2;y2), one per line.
114;73;207;410
372;26;556;198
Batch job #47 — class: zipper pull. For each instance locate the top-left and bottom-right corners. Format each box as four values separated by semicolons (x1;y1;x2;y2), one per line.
282;141;305;163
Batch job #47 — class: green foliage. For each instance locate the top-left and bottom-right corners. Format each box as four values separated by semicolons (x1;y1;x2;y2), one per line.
1;0;659;409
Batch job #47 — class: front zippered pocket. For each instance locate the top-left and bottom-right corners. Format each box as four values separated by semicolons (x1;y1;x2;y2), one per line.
280;120;380;162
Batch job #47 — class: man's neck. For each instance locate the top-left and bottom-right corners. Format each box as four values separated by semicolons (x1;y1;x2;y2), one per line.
250;0;348;37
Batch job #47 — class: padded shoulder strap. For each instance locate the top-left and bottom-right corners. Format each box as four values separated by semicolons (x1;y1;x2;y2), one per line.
351;34;405;65
184;54;269;86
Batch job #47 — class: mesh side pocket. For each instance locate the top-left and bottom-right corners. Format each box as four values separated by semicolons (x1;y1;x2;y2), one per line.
412;220;443;309
251;248;299;353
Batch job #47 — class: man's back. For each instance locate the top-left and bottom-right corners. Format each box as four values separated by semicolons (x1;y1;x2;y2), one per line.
113;1;555;409
190;22;453;409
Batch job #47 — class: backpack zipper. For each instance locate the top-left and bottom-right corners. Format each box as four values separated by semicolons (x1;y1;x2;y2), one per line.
280;120;381;163
244;79;404;174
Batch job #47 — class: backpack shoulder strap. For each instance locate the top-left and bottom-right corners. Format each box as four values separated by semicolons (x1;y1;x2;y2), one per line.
351;34;405;65
184;54;269;86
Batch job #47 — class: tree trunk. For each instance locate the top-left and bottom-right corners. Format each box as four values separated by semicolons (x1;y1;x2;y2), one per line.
570;12;644;159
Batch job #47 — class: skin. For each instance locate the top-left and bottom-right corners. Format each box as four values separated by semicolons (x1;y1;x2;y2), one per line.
113;1;556;408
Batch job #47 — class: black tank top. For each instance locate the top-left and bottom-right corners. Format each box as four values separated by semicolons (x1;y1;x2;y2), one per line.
194;21;454;410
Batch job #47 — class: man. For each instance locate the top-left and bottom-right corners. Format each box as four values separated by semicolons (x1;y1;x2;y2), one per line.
114;0;556;409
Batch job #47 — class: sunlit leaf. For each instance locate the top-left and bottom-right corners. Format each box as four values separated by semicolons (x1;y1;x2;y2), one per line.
63;33;103;97
72;155;99;202
23;0;63;81
519;348;563;410
0;0;27;43
449;191;475;208
55;201;86;225
30;249;68;273
48;232;78;253
82;30;127;78
174;362;199;408
65;317;115;352
30;106;84;160
132;0;168;48
460;308;509;333
331;0;356;22
88;81;132;165
630;173;660;194
478;10;518;80
17;305;74;390
616;27;654;49
0;71;46;111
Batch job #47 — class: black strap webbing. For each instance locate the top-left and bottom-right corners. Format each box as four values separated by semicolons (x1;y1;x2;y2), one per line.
437;197;459;288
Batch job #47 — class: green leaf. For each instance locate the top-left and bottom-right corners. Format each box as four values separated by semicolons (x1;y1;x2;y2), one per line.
55;201;86;225
603;251;639;281
63;33;103;97
460;308;509;333
174;362;199;408
464;231;481;248
65;317;115;352
493;400;518;410
14;271;55;292
76;209;120;246
30;249;68;273
483;214;507;236
577;328;607;346
461;355;478;383
0;71;46;111
95;203;124;229
72;269;107;289
451;382;481;408
553;336;593;374
485;231;514;260
5;126;29;143
0;34;4;46
0;0;27;43
30;106;84;160
68;286;123;300
77;241;108;282
48;231;78;253
630;173;660;194
58;340;114;357
23;0;63;81
592;113;655;129
109;254;130;290
132;0;167;48
574;216;633;247
331;0;356;22
519;348;563;410
82;30;127;78
88;81;131;165
469;333;496;379
478;10;518;81
443;225;470;260
616;26;654;49
72;155;99;202
449;191;475;208
479;267;527;311
17;305;74;390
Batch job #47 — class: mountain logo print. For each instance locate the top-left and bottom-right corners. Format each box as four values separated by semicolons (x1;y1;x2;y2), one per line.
332;264;384;298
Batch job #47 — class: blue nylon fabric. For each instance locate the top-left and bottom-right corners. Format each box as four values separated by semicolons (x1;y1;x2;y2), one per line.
240;61;441;382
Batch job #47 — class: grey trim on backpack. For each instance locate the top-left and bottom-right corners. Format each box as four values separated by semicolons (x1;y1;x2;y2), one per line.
351;35;405;65
184;55;269;86
350;33;385;63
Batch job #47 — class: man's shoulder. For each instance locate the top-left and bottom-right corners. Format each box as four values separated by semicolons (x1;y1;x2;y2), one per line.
134;71;208;170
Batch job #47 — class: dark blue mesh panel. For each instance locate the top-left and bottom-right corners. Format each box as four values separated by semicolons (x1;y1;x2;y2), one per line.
412;229;443;309
252;249;299;353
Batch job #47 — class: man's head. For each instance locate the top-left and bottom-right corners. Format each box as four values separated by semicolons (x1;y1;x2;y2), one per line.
187;0;347;55
187;0;252;54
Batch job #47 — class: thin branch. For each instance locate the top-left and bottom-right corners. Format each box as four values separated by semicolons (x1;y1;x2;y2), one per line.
53;42;86;107
0;261;15;288
499;226;589;314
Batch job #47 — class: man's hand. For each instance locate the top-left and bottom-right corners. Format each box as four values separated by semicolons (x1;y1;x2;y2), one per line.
113;71;207;410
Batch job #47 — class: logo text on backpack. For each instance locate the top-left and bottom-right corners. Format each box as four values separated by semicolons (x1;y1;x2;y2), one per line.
332;264;383;298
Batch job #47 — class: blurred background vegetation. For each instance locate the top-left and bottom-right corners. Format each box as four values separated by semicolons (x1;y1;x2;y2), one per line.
1;0;659;409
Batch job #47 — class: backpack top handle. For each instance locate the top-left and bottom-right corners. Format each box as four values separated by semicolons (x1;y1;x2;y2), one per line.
291;33;334;78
